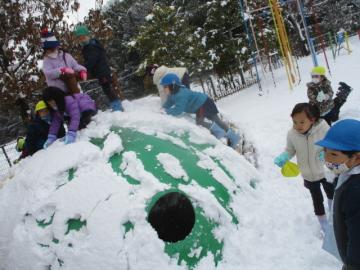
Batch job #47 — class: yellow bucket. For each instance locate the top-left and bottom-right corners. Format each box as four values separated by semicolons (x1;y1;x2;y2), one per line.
281;161;300;177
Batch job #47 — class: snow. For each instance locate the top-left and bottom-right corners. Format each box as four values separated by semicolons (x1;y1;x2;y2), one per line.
1;36;360;269
157;153;189;181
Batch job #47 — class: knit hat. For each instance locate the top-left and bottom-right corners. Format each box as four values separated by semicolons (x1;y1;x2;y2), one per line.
73;25;90;37
41;28;60;50
311;66;326;76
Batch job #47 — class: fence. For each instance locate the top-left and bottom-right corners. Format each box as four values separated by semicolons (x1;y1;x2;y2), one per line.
0;141;18;179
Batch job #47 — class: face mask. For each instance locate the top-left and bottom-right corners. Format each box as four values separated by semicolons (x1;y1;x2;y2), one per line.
80;40;90;46
312;77;321;84
325;161;350;175
41;115;51;124
47;50;58;59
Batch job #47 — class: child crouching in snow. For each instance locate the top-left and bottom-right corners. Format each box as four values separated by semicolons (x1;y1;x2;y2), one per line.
42;87;97;148
160;73;240;149
274;103;334;233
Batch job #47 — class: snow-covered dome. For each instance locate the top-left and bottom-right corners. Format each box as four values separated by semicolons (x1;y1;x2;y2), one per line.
0;108;260;270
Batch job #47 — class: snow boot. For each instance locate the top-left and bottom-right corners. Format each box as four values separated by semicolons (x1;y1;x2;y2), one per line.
209;122;226;139
317;214;329;233
225;128;240;149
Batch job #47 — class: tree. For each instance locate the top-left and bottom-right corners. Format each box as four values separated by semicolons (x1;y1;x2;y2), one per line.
0;0;77;144
131;4;212;77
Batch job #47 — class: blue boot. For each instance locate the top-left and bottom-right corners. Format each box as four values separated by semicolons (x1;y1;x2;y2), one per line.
209;122;226;139
226;128;240;149
110;99;124;112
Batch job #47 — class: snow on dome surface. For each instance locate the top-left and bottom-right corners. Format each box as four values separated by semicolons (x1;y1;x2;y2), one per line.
0;107;261;270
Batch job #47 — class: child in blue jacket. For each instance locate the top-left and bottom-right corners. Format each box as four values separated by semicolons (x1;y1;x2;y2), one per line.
160;73;240;148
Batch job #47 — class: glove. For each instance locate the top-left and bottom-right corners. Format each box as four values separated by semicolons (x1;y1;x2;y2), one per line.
44;134;57;149
110;99;124;112
316;91;328;102
274;152;290;168
318;151;325;162
79;70;87;81
60;67;75;74
64;131;77;144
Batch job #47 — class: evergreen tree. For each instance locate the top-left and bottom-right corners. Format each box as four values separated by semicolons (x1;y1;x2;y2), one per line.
130;4;211;76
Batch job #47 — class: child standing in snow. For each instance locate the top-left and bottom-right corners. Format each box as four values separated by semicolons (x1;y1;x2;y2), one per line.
42;87;96;148
160;73;240;149
316;119;360;269
274;103;333;233
41;28;88;94
307;66;337;125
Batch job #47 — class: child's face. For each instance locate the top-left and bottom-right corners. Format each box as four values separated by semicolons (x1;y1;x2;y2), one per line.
38;108;49;118
311;75;323;84
325;149;360;168
292;112;315;134
47;100;58;110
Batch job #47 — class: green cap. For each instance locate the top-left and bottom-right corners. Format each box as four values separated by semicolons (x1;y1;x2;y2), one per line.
73;25;90;37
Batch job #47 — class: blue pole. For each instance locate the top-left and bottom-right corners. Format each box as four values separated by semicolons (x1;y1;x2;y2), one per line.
238;0;263;93
297;0;318;66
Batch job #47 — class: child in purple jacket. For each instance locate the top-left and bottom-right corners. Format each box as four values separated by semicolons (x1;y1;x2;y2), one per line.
41;28;87;93
42;87;96;147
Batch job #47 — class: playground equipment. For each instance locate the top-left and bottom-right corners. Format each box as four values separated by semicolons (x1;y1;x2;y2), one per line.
269;0;300;89
237;0;301;91
237;0;263;95
0;116;261;269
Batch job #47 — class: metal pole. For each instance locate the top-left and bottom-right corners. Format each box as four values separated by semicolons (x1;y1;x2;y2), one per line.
238;0;263;94
2;146;12;167
297;0;318;66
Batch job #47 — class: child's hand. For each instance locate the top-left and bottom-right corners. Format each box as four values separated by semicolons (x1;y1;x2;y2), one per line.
44;134;57;149
60;67;75;74
79;70;87;81
318;151;325;162
64;131;76;144
274;152;290;168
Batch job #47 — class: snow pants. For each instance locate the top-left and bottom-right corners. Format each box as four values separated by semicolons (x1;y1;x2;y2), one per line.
304;178;335;216
195;98;229;132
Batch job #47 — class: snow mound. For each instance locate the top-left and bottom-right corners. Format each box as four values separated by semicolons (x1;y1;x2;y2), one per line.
0;109;260;270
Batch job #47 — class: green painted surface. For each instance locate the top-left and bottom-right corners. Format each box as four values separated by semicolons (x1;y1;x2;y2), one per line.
36;213;55;228
90;128;239;269
65;218;87;235
34;127;241;269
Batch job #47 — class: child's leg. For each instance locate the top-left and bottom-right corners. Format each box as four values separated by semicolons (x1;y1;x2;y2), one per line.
195;114;211;129
79;110;96;130
304;179;326;216
208;114;229;132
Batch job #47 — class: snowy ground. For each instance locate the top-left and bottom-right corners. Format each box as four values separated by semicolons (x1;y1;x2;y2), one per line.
0;37;359;269
213;38;360;269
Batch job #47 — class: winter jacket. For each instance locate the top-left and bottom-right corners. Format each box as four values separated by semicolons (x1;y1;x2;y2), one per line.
307;78;334;116
333;167;360;269
285;119;329;181
21;116;65;158
81;39;112;82
153;66;188;105
49;93;96;136
42;50;86;93
162;87;207;117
